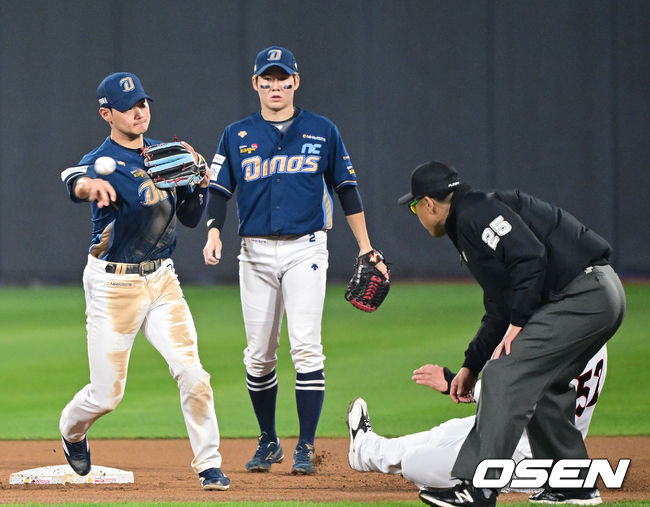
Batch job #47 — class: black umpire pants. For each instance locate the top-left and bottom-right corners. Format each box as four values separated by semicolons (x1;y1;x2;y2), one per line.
451;264;626;482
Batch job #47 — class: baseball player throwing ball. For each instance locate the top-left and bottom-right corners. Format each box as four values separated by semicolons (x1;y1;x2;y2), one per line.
202;46;387;475
59;72;229;490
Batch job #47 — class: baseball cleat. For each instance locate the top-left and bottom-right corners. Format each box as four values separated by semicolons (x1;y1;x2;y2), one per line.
61;435;91;476
245;432;284;472
291;440;316;475
198;467;230;490
529;487;602;505
346;397;372;469
419;481;497;506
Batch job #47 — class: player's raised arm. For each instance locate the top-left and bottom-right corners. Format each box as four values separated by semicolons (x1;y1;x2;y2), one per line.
73;176;117;208
61;161;117;209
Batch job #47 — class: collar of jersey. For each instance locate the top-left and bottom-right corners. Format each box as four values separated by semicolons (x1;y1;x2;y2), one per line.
107;136;155;154
445;183;472;244
256;107;302;126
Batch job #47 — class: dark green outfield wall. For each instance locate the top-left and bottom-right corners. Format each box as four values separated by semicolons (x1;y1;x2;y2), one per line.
1;0;648;283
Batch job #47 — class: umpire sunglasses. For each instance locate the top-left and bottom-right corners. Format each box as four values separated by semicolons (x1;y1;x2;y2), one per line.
409;196;424;214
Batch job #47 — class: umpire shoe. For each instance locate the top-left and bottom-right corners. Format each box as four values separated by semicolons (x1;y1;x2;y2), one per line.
346;397;373;469
529;487;602;505
245;432;284;472
61;435;91;476
291;440;316;475
419;480;497;506
198;467;230;490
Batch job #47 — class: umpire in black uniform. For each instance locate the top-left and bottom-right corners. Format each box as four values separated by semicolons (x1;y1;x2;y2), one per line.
399;162;626;507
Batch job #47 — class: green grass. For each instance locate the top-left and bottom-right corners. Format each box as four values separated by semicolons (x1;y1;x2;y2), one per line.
6;504;420;507
0;282;648;439
5;503;420;507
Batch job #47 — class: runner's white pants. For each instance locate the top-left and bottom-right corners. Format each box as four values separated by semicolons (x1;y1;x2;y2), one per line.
349;346;606;489
59;254;222;473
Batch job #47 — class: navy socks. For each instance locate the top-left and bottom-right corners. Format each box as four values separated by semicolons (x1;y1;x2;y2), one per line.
295;369;325;445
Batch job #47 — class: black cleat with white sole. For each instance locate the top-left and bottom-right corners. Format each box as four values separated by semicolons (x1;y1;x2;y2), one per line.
529;487;602;505
61;435;91;476
419;480;497;506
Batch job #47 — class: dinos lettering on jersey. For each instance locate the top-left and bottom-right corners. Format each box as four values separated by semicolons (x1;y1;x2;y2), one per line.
138;179;168;206
242;154;320;181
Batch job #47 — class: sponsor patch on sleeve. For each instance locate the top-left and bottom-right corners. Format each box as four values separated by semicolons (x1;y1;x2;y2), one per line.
210;154;226;181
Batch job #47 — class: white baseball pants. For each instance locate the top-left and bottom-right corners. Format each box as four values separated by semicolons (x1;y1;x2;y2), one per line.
238;231;328;376
59;254;222;473
350;346;606;489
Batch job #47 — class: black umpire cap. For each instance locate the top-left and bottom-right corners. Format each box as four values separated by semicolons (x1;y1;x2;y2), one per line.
398;161;461;205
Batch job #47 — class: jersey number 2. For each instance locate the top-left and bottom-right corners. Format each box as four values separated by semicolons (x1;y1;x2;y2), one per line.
482;215;512;250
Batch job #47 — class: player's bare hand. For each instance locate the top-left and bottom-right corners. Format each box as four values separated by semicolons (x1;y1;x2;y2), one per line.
180;141;199;164
359;248;389;280
75;177;117;208
375;260;389;279
491;324;523;359
450;367;476;404
203;228;223;265
412;364;448;393
180;141;210;188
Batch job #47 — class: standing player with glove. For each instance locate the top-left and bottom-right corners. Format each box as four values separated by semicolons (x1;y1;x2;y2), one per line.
59;72;229;491
202;46;389;475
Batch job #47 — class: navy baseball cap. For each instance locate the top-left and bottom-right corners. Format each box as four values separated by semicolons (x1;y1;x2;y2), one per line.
253;46;298;76
398;161;461;204
96;72;152;112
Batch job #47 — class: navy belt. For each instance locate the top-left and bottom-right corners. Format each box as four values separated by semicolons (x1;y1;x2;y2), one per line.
105;259;163;276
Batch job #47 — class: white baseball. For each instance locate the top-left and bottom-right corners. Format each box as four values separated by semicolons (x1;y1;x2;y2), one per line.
94;156;116;176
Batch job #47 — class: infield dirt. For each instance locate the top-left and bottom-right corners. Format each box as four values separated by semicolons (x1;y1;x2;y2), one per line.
1;437;648;503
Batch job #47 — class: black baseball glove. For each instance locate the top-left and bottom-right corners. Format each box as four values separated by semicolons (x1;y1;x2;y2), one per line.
142;141;207;189
345;249;390;312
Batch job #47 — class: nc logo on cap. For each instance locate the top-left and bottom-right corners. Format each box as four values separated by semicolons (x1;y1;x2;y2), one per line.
119;77;135;92
267;49;282;61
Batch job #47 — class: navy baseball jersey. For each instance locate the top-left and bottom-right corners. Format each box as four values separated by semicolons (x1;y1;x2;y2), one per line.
209;108;357;236
61;137;207;263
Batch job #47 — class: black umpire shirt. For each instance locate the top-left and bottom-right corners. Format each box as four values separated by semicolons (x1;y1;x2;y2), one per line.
445;184;612;376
